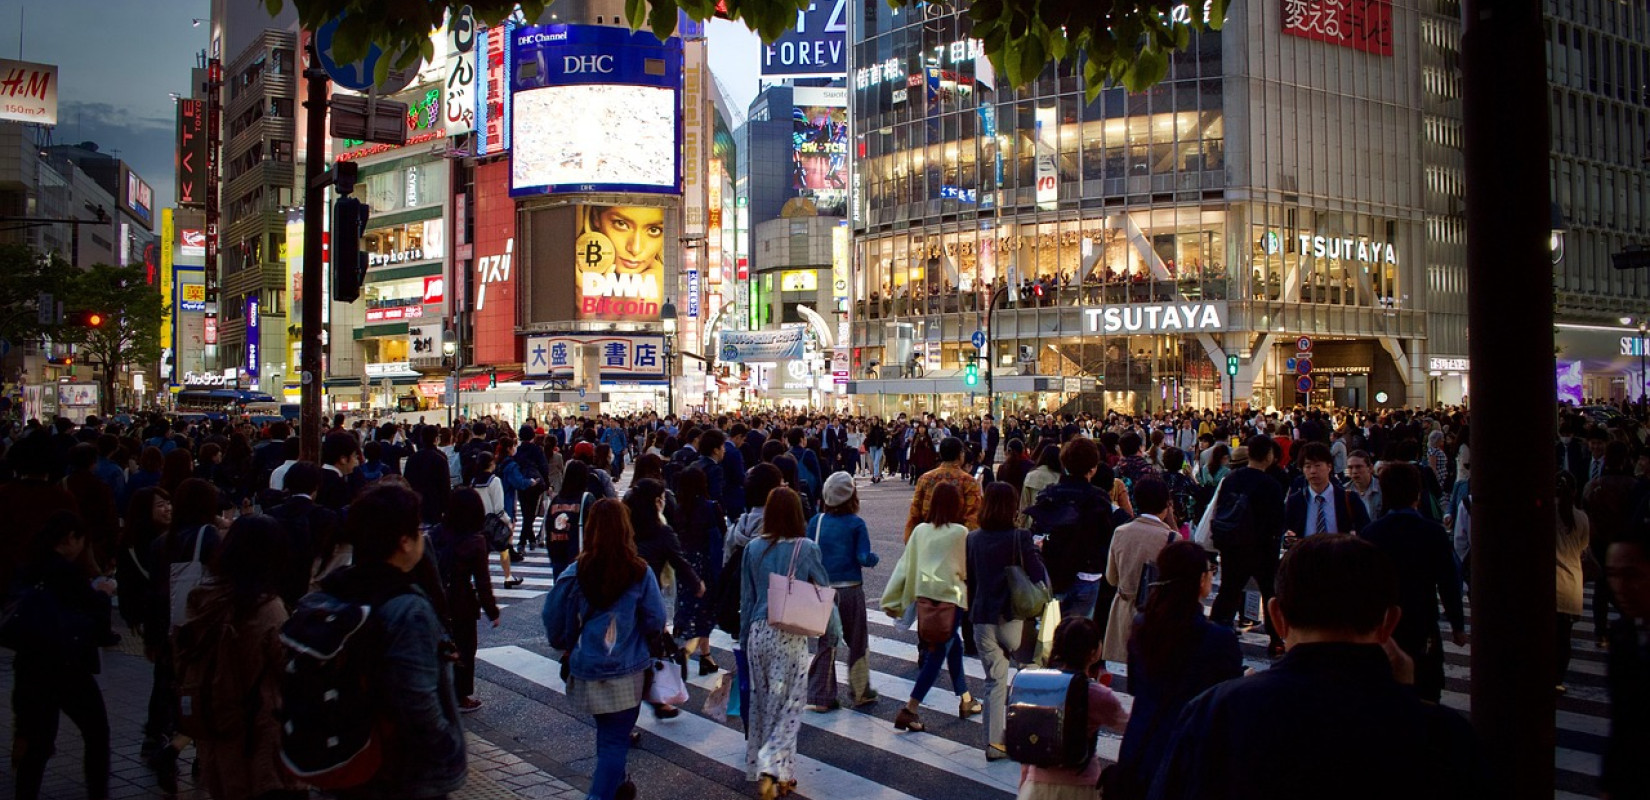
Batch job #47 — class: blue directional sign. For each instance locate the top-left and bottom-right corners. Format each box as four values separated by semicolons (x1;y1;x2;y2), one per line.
971;330;986;349
314;16;414;92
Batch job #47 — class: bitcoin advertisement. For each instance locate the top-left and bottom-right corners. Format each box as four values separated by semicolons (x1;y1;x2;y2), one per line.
575;204;665;322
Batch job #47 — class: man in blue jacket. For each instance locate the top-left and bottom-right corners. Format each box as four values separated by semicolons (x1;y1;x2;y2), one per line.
1149;535;1481;800
722;423;749;522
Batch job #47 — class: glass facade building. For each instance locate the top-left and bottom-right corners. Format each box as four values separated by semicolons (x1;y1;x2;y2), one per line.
847;0;1448;416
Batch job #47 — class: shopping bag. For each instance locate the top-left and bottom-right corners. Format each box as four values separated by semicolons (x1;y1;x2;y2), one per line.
645;658;690;706
703;672;733;722
1033;599;1061;667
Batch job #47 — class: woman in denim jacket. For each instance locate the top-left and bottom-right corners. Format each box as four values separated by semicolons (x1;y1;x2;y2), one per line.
543;499;668;800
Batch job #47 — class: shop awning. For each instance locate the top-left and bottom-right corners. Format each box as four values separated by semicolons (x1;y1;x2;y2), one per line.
457;370;524;391
458;388;609;405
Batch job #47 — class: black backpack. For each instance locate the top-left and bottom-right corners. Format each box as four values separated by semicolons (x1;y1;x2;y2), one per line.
277;585;410;790
1209;488;1256;552
1004;669;1094;768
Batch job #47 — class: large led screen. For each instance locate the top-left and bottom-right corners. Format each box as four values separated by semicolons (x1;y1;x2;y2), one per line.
513;84;677;194
792;98;847;216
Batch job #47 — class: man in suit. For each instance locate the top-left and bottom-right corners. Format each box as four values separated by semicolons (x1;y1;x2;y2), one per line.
977;415;1001;466
1357;462;1466;703
1556;419;1590;488
268;462;339;607
316;431;363;512
1605;519;1650;800
405;426;453;526
722;423;749;522
1284;442;1371;543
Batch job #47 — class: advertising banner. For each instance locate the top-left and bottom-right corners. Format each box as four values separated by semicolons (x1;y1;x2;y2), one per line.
1282;0;1393;55
682;42;706;235
176;99;207;207
444;5;477;136
180;228;206;259
792;86;847;216
245;296;261;379
760;0;846;78
718;328;806;363
121;167;154;226
574;204;666;323
161;209;174;383
1034;104;1058;211
0;58;57;124
471;161;518;364
525;333;667;379
474;22;514;156
509;24;683;196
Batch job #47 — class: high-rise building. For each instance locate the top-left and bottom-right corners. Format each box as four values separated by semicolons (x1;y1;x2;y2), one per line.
847;0;1443;416
1545;0;1650;403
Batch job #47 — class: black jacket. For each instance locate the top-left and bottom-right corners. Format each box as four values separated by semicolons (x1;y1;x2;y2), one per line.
1213;467;1287;559
268;495;339;608
634;523;702;593
1117;613;1243;800
1148;643;1481;800
405;446;453;524
1606;617;1650;800
1029;476;1116;594
10;551;111;674
964;527;1047;625
1358;509;1465;645
429;524;500;623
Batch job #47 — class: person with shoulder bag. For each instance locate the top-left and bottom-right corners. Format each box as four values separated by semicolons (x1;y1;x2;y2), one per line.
544;460;597;580
542;499;667;800
1102;478;1181;663
172;515;305;800
739;487;838;800
672;466;728;675
471;452;524;588
431;488;503;713
966;482;1049;762
881;482;976;733
805;472;881;711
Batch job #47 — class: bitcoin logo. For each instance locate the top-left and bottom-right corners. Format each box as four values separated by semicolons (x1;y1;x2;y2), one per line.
575;232;615;274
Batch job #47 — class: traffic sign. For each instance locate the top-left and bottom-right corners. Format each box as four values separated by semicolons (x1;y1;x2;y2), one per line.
315;15;417;93
1296;358;1313;376
1296;336;1313;352
1297;375;1314;393
971;330;986;349
1285;357;1297;372
578;387;586;398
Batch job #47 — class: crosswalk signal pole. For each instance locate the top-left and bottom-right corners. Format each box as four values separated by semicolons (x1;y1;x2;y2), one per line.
299;43;329;464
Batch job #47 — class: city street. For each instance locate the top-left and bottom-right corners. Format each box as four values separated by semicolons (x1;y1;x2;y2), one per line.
2;471;1612;800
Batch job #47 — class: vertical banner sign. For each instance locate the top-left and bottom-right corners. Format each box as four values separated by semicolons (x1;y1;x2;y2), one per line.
176;99;206;207
161;209;175;384
245;296;261;380
0;59;58;124
444;6;477;137
1034;104;1058;211
1281;0;1394;55
831;222;849;311
681;42;706;236
474;23;514;156
707;159;723;285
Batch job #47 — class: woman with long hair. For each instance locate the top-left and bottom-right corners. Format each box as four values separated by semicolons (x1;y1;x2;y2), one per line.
159;448;195;497
909;425;937;484
966;481;1048;760
175;514;304;800
471;451;523;588
545;460;595;579
1555;471;1590;693
117;487;170;635
624;478;703;719
542;499;666;800
672;466;726;674
431;488;502;712
1198;444;1231;488
881;482;975;732
739;488;833;799
1018;443;1064;528
1108;541;1239;799
1017;617;1129;800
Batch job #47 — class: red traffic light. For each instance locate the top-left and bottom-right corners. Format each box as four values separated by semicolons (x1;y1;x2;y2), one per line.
86;313;103;327
66;310;105;328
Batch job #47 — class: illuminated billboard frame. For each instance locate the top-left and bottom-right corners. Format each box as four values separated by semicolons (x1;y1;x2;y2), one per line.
790;86;847;216
508;24;683;196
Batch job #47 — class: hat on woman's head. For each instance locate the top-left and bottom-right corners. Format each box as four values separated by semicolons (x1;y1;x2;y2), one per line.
822;471;856;507
573;441;596;458
1229;446;1250;467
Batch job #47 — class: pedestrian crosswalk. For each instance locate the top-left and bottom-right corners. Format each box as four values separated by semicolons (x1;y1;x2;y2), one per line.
481;507;1612;799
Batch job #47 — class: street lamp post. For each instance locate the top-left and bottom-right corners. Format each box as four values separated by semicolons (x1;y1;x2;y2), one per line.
661;301;677;418
983;284;1012;419
443;325;459;428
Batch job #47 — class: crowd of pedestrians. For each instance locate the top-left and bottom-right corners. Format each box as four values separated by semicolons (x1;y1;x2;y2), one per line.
0;402;1647;800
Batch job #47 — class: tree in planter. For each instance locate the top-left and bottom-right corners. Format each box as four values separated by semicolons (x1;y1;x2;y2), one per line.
265;0;1225;99
55;264;167;416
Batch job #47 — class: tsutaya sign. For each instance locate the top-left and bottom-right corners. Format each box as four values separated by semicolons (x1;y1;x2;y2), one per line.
1084;302;1228;334
1297;234;1398;264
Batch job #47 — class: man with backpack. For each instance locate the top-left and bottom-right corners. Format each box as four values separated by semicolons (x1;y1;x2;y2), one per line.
280;482;467;799
787;427;825;504
1206;435;1289;656
1024;437;1116;621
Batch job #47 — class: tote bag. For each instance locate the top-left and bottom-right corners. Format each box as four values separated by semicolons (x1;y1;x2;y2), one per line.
1004;532;1052;620
766;541;836;637
169;526;210;629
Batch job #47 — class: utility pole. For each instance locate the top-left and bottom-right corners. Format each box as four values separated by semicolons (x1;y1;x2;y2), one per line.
1461;0;1556;795
299;45;328;463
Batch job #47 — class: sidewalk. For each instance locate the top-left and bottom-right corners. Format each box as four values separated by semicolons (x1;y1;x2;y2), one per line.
0;642;584;800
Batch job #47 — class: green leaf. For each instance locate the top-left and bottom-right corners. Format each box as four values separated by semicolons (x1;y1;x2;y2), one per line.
649;0;679;41
1121;46;1167;92
1017;30;1046;84
625;0;648;30
265;0;284;16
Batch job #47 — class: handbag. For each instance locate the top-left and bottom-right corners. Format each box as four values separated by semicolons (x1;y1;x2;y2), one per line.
766;540;836;637
1004;531;1051;620
1192;478;1224;551
169;525;210;629
1134;525;1181;612
915;597;958;646
1033;597;1062;667
703;672;734;722
644;657;690;706
482;513;514;552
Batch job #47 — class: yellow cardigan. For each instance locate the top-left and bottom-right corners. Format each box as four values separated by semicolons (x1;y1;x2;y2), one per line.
880;522;969;616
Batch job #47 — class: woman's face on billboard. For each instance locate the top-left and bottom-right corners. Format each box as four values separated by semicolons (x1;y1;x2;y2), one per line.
595;206;665;273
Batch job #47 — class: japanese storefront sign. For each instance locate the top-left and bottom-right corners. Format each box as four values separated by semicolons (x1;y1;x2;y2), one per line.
245;296;261;379
474;22;514;155
524;334;667;379
444;6;476;136
1282;0;1393;56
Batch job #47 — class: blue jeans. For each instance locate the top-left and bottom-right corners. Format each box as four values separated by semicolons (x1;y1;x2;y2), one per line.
1060;579;1100;620
589;705;641;800
869;447;884;476
909;615;969;703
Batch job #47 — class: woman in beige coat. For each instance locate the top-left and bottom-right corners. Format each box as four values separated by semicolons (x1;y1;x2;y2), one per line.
1554;472;1590;693
1102;478;1181;663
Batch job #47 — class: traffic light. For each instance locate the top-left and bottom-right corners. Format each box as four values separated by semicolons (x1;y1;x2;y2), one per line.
47;355;73;366
1226;354;1240;376
489;368;497;389
66;310;105;328
964;360;979;387
331;194;370;303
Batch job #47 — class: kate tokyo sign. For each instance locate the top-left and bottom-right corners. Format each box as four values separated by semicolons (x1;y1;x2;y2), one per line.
1083;302;1229;334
